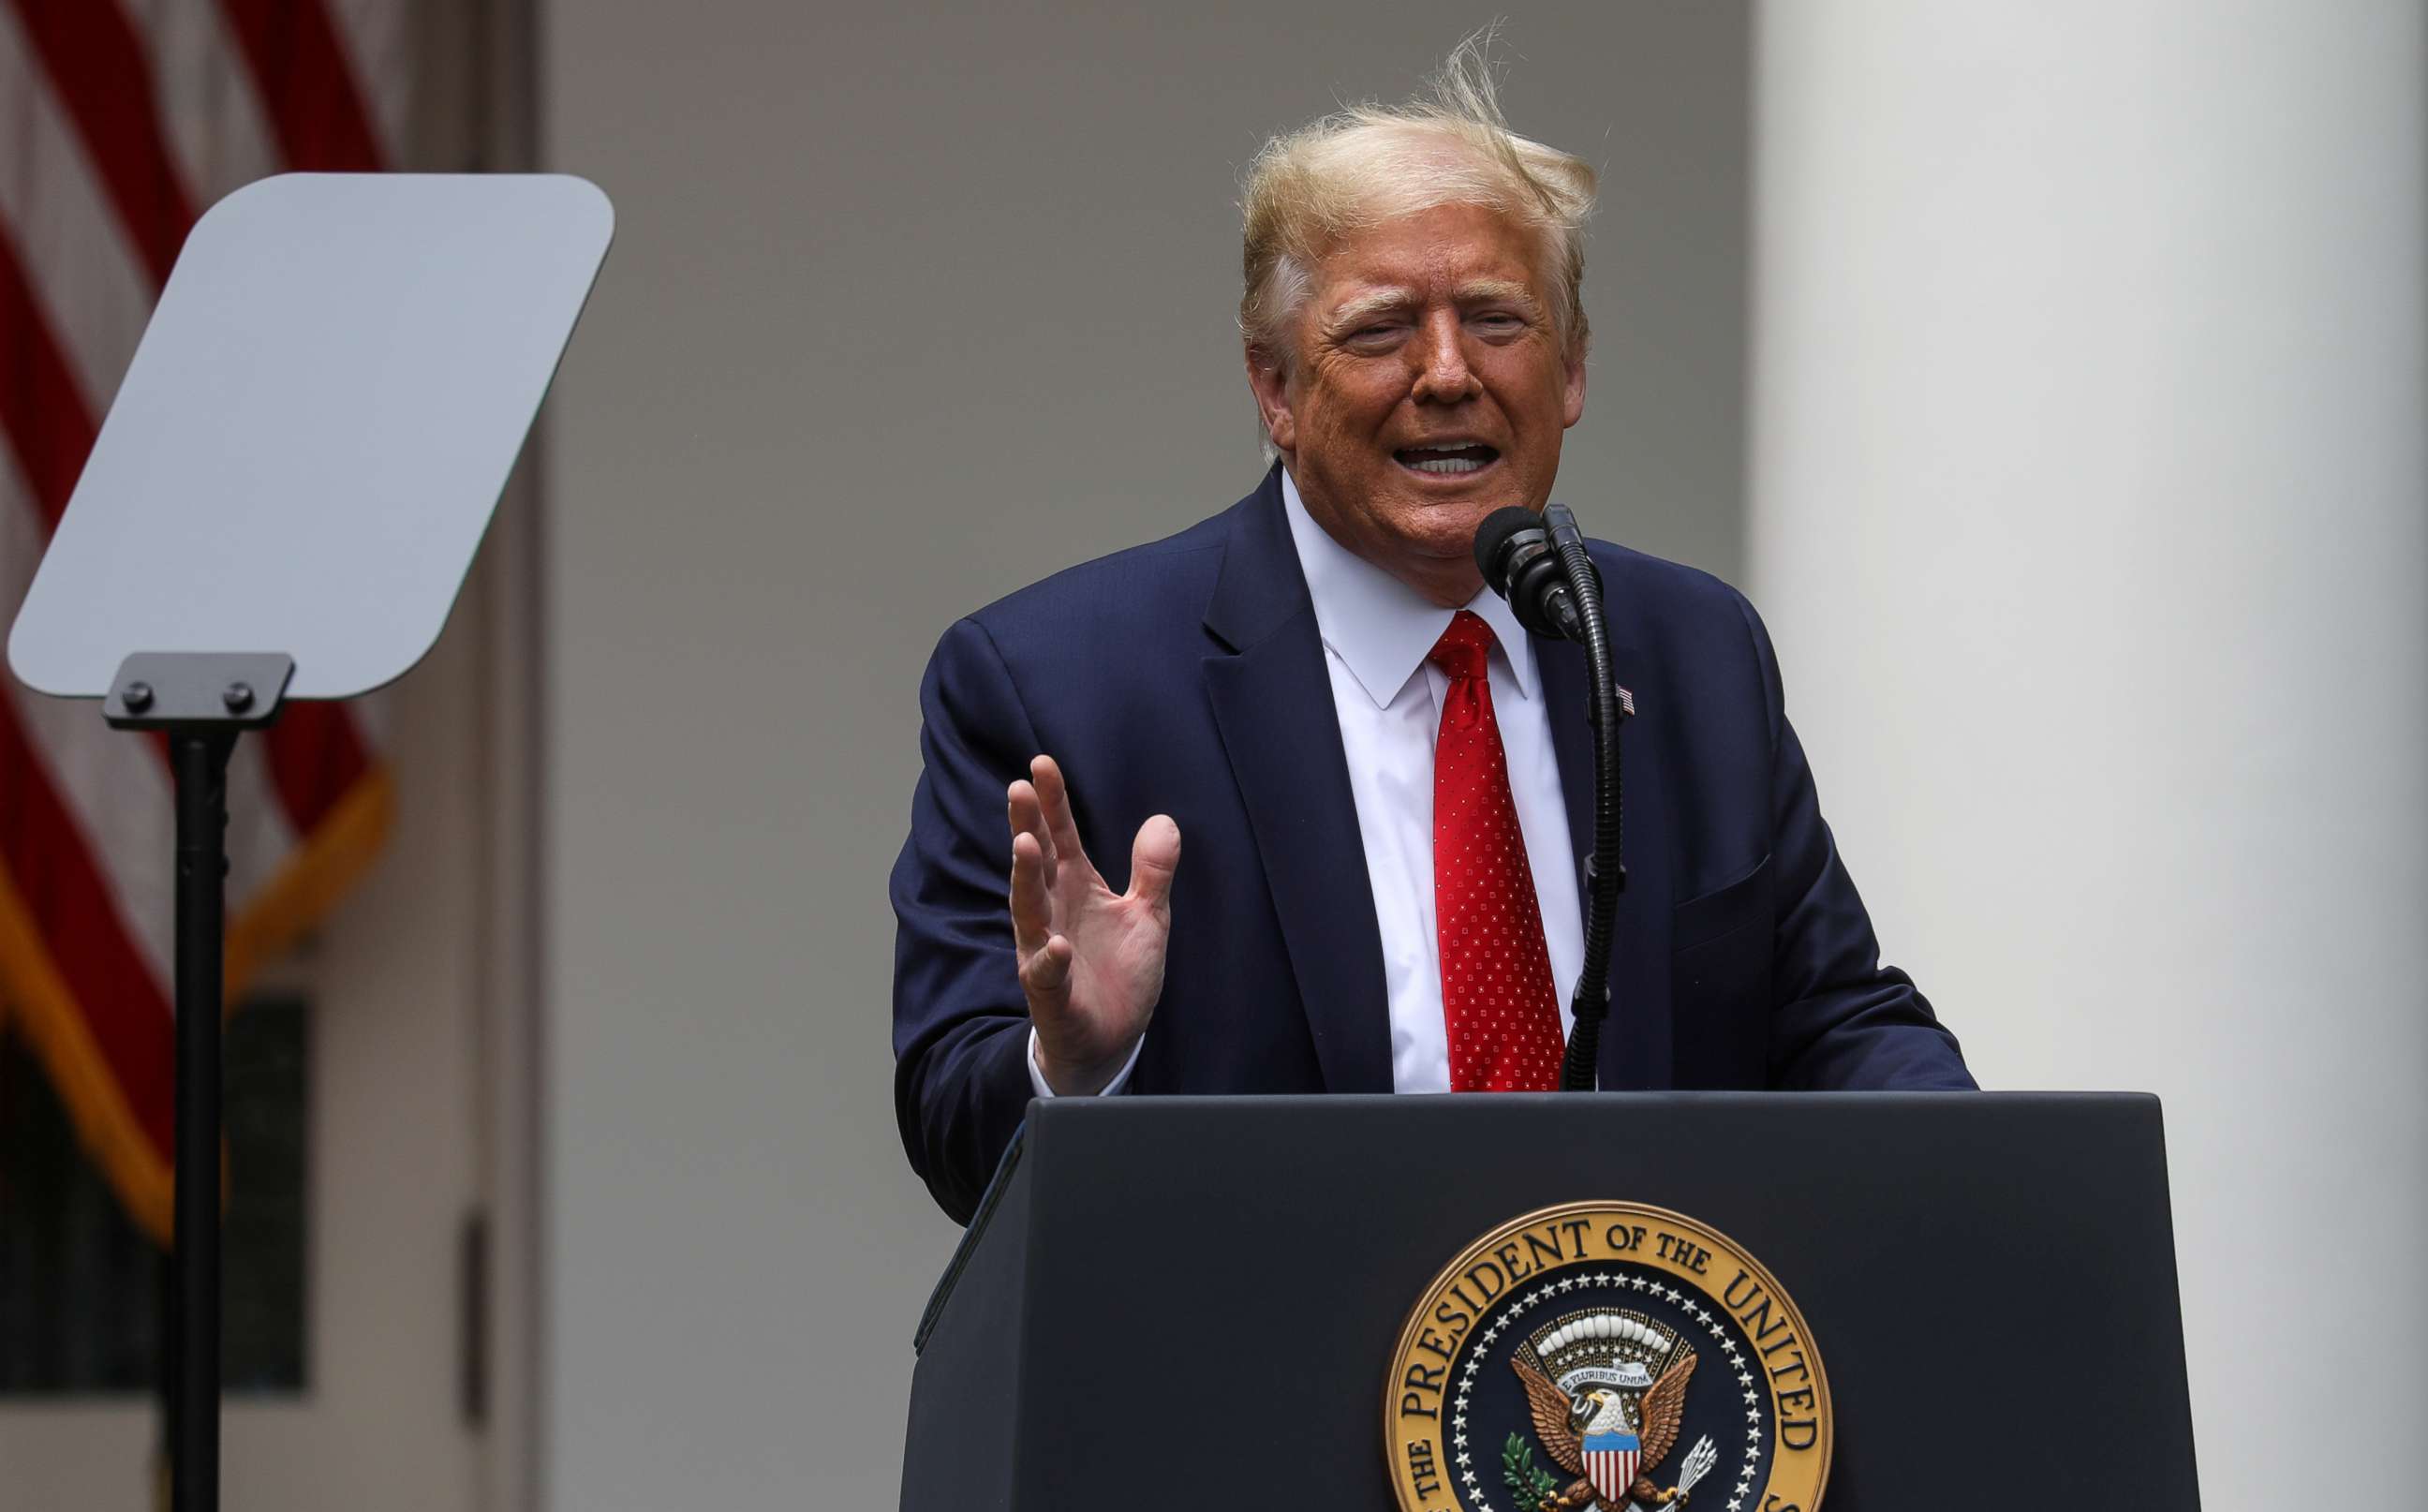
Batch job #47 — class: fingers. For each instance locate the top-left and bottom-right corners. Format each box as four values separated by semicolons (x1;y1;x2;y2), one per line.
1029;756;1089;875
1127;814;1182;914
1006;777;1057;888
1008;830;1053;954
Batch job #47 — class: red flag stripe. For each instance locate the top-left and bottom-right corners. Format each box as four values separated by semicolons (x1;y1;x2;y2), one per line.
214;0;385;174
0;688;174;1157
0;217;94;530
3;0;195;287
263;702;371;832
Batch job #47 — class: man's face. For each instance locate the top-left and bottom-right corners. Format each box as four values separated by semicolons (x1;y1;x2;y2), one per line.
1248;201;1586;606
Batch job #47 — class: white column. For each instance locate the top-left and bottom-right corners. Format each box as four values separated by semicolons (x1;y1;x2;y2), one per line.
1750;3;2426;1504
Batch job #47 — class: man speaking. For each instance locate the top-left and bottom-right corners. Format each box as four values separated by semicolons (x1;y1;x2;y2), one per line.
891;44;1972;1223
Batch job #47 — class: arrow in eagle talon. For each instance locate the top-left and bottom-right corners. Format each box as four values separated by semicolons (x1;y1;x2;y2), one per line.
1674;1436;1718;1494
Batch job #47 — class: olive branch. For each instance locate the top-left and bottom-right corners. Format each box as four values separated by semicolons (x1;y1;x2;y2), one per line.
1502;1433;1562;1509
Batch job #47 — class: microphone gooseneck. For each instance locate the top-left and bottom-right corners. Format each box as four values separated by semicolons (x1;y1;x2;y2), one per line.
1540;505;1625;1091
1473;504;1627;1092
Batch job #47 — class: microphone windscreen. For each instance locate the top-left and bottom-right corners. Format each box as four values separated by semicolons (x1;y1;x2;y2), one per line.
1472;506;1544;590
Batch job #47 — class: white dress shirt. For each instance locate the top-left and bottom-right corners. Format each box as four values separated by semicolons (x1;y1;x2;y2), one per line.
1029;468;1583;1095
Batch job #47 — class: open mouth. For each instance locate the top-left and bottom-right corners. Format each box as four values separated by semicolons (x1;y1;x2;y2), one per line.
1393;442;1501;477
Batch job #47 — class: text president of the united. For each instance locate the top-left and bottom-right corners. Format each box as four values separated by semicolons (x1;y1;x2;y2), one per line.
891;43;1973;1223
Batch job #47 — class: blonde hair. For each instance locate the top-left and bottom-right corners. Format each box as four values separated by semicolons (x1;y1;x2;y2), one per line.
1239;32;1598;369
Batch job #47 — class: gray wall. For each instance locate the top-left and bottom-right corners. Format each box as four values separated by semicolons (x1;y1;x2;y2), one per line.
540;4;1752;1505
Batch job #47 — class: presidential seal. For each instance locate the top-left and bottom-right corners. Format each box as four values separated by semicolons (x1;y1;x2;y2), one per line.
1384;1202;1830;1512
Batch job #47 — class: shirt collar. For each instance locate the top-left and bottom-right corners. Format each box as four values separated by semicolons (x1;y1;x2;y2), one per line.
1280;466;1539;710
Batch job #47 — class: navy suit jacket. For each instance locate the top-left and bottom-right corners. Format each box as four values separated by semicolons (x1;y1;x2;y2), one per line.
891;467;1971;1222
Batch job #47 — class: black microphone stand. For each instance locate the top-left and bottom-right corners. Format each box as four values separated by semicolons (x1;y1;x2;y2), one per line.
1540;505;1627;1090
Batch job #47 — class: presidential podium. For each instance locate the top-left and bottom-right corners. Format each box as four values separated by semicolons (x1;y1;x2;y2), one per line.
902;1093;2201;1511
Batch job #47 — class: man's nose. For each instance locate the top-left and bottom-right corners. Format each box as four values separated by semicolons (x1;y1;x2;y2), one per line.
1408;311;1480;403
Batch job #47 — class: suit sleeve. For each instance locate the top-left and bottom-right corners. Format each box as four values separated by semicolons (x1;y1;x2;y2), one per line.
1735;594;1977;1090
891;616;1046;1223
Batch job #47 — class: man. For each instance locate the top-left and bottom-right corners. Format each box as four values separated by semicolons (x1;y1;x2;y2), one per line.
891;47;1971;1223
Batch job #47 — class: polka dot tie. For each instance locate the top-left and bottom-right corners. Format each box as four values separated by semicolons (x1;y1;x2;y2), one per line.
1429;611;1565;1092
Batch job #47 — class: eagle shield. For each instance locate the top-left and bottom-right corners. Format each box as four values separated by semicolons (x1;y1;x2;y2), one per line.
1512;1307;1701;1512
1580;1427;1640;1505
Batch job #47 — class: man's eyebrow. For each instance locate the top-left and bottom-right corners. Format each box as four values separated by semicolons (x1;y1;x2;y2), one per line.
1456;278;1544;313
1322;281;1547;334
1322;289;1419;333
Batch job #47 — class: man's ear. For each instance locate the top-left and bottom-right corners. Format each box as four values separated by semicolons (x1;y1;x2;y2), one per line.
1244;346;1296;453
1561;338;1588;430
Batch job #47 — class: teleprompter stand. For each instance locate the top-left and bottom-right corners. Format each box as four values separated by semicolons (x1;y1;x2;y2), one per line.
107;653;295;1505
9;174;614;1511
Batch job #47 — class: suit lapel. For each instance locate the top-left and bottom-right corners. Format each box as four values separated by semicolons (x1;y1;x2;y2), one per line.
1202;469;1394;1093
1537;619;1674;1090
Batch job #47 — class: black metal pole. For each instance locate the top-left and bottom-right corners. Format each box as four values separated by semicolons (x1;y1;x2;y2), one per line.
1545;506;1625;1092
170;728;234;1512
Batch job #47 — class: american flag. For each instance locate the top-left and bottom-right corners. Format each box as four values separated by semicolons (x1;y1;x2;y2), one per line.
0;0;411;1242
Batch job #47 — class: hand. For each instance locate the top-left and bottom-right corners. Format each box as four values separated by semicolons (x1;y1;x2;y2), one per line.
1006;755;1181;1094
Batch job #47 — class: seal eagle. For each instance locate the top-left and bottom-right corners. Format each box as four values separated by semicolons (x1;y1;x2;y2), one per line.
1512;1351;1697;1509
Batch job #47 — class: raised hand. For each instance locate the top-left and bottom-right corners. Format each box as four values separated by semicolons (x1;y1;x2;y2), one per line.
1006;755;1181;1094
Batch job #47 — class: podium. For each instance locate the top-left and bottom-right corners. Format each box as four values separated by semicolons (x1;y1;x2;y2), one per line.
903;1092;2201;1511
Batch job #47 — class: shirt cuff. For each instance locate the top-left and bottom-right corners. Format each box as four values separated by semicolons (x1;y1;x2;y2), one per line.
1027;1025;1144;1098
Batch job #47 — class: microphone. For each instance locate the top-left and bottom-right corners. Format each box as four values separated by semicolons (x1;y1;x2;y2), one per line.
1471;502;1627;1093
1472;506;1594;643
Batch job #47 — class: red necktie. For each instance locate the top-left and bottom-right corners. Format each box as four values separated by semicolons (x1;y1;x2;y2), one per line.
1429;610;1566;1092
